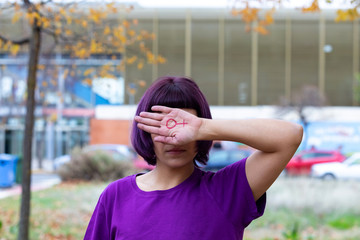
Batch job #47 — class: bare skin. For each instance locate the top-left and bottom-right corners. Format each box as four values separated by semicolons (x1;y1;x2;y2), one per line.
135;106;303;200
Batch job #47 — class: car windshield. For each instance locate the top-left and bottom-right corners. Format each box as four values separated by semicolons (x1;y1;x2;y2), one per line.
209;151;228;162
344;156;360;165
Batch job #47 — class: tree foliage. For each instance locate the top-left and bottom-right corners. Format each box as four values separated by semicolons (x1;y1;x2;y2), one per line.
231;0;360;35
0;1;165;85
0;1;164;240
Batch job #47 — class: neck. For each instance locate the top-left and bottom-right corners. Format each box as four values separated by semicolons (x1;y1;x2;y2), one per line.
137;163;195;191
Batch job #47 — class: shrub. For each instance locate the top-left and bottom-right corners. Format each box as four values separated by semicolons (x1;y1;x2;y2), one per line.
57;148;136;182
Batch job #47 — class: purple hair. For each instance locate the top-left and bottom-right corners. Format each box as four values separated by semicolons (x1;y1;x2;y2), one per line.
131;76;213;166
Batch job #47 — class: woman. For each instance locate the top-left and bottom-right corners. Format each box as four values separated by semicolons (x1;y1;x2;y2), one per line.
84;76;303;240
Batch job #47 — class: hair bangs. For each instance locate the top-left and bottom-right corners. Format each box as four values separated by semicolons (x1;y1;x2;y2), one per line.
148;84;199;112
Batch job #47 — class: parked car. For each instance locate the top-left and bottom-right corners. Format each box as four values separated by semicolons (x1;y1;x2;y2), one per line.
311;152;360;180
200;149;252;171
54;144;154;171
285;150;346;175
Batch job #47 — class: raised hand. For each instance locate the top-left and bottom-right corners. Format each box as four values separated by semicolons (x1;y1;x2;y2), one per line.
134;106;203;145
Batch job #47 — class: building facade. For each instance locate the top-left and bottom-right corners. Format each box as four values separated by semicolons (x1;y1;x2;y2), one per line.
0;6;359;159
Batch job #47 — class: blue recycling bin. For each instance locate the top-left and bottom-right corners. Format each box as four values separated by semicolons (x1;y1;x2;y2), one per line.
0;154;19;188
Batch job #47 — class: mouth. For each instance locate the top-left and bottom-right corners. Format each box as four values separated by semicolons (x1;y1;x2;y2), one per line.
166;148;186;154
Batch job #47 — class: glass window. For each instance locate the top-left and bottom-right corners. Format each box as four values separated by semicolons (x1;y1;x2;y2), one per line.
258;21;286;105
192;19;219;105
291;20;319;93
313;153;331;158
158;19;186;77
224;19;252;105
325;21;353;106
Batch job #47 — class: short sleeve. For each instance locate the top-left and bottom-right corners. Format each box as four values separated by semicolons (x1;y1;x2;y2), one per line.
83;194;110;240
205;158;266;228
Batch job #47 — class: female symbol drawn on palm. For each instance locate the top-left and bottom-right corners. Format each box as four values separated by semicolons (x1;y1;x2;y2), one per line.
166;118;188;129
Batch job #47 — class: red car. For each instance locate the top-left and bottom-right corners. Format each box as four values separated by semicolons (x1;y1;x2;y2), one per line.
285;150;346;175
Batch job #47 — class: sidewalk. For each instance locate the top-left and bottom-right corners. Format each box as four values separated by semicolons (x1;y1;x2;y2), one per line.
0;159;61;199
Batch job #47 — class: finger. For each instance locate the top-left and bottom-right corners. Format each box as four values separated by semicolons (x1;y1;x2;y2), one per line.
153;136;179;145
137;123;161;135
139;111;165;121
134;116;161;127
151;105;173;114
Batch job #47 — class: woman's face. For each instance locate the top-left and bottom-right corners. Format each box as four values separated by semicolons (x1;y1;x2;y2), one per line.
151;108;198;169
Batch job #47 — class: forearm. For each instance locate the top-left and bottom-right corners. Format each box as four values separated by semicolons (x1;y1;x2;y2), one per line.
198;118;303;153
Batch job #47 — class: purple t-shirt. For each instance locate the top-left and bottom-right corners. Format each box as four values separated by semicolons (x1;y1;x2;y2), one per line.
84;158;266;240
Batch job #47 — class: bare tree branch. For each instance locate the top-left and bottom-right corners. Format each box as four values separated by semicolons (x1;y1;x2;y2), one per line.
0;34;30;45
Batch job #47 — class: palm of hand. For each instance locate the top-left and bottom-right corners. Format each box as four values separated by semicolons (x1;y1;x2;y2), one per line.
135;106;202;145
156;109;201;145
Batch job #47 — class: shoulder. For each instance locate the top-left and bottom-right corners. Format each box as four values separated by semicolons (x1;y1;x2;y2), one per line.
99;174;137;204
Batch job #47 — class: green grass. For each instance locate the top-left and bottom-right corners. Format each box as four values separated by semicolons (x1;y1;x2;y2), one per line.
1;178;360;240
0;181;107;240
328;214;360;230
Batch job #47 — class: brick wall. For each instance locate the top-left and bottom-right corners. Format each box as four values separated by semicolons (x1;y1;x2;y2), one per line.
90;119;133;145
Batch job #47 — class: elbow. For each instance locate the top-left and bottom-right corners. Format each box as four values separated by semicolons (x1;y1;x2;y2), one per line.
292;123;304;148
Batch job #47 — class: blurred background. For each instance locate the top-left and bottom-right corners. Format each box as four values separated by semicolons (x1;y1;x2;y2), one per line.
0;0;360;239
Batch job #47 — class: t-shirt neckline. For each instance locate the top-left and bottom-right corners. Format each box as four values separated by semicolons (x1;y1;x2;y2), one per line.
131;168;201;196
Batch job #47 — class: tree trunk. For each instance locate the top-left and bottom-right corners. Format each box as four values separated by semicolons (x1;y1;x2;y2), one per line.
18;21;41;240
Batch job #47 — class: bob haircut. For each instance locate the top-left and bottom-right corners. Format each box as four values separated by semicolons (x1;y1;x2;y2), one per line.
131;76;213;166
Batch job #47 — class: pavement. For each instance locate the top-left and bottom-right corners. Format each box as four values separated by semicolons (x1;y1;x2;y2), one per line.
0;159;61;199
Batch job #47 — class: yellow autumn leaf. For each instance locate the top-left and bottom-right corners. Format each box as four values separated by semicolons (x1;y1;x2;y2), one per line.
10;45;20;56
33;12;41;20
90;40;98;53
123;20;130;29
59;8;66;16
37;65;45;70
138;80;146;87
104;26;111;35
126;56;137;64
69;7;76;14
27;14;34;25
66;16;72;25
55;28;62;35
63;69;69;79
264;9;275;25
347;8;359;21
84;68;95;76
128;30;136;37
42;81;48;87
137;61;144;70
82;20;88;28
83;78;93;86
146;52;155;63
136;35;143;41
302;0;320;13
254;24;269;35
42;17;50;28
335;10;348;22
49;113;57;122
158;56;167;64
12;12;22;24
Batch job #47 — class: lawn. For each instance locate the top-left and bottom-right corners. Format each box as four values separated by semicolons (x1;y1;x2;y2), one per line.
0;177;360;239
0;181;107;240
